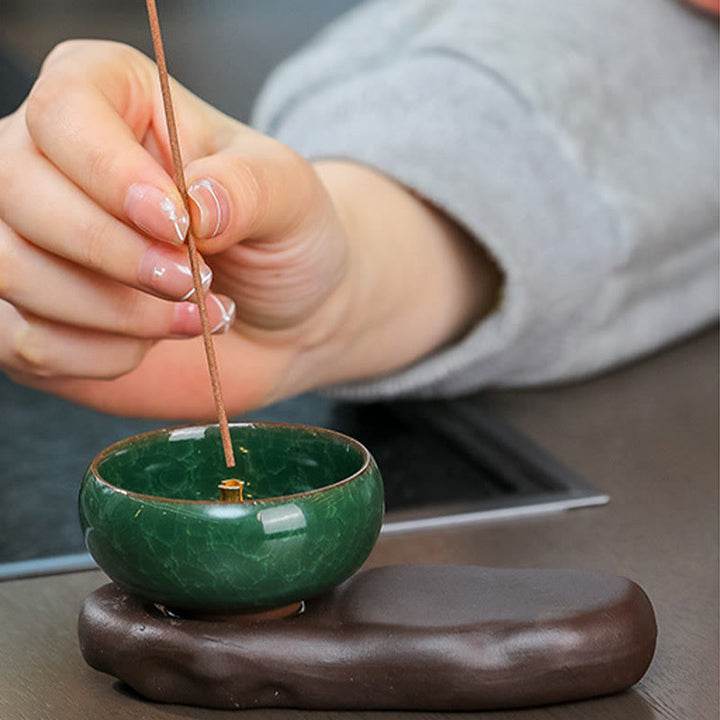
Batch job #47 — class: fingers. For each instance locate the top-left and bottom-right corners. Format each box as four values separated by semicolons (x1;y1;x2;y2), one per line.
9;332;296;419
183;137;349;330
18;39;324;264
0;293;235;382
19;38;320;260
23;40;210;246
0;300;151;379
0;222;235;342
0;140;212;302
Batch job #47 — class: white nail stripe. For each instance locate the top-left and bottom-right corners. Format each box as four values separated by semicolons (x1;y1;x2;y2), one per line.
210;295;235;333
178;266;212;302
201;266;213;292
192;179;223;237
174;221;187;243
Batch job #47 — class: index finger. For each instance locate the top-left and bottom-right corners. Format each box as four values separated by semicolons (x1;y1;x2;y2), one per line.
25;41;194;245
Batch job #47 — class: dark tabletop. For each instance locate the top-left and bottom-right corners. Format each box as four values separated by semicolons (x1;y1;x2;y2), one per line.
0;328;717;720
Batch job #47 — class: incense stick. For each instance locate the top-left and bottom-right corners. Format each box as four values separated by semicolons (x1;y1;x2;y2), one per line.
145;0;235;468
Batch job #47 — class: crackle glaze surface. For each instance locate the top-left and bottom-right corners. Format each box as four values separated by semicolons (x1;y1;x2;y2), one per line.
79;423;383;613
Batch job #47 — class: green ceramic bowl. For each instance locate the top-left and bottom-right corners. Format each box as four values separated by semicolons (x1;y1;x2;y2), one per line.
79;422;384;615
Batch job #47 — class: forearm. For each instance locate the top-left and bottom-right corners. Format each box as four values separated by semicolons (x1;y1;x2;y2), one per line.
255;0;718;396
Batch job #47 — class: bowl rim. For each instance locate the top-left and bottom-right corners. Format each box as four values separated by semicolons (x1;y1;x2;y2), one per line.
87;421;375;505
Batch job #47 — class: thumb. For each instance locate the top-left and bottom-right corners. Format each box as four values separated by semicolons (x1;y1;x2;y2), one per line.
184;133;319;254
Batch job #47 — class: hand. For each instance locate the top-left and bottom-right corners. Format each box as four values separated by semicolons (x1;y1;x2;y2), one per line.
0;40;500;418
0;40;347;416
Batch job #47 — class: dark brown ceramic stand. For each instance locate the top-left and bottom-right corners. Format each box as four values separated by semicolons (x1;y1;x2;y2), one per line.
78;565;657;711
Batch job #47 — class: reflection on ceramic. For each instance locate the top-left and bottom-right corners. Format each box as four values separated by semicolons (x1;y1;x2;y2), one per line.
79;423;384;614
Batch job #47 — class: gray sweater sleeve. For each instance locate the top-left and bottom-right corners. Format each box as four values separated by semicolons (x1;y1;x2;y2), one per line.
252;0;719;399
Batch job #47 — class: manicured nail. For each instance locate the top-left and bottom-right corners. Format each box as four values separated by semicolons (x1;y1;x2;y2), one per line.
188;178;230;239
138;246;212;300
125;184;189;244
208;294;236;334
170;294;236;337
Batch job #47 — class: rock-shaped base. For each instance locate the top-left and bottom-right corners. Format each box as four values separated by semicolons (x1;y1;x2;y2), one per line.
78;565;656;710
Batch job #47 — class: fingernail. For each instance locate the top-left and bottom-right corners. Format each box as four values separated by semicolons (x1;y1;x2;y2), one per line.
208;294;236;334
138;246;212;300
170;294;236;337
125;184;189;244
188;178;230;239
179;261;213;301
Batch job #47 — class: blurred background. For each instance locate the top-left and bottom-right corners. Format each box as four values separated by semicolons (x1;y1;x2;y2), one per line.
1;0;362;120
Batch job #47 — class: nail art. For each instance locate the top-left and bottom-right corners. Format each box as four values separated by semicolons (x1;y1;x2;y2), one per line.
160;195;190;243
210;295;236;334
179;264;213;301
188;178;229;239
125;183;190;245
138;246;212;300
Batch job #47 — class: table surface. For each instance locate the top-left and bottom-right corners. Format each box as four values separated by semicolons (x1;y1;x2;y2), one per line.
1;329;717;720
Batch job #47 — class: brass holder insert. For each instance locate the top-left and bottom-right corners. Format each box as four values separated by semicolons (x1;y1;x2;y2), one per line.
218;479;245;503
166;601;305;622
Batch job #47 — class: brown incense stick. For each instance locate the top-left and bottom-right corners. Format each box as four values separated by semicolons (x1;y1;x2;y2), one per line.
145;0;235;468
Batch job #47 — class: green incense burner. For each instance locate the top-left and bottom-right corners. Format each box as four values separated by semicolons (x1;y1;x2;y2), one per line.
79;423;384;615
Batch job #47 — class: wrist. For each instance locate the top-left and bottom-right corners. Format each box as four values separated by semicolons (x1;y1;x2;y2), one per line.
306;160;502;390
